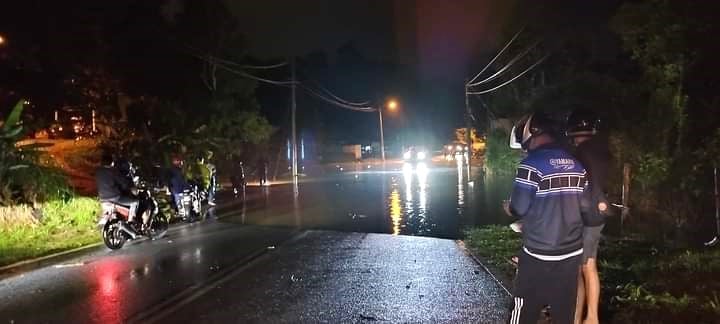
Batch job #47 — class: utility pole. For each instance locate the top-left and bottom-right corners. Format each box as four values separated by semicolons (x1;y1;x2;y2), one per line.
465;83;472;179
378;107;385;162
291;57;299;194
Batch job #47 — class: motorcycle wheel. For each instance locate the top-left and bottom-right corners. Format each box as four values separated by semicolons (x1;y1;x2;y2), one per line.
103;219;127;250
148;213;169;240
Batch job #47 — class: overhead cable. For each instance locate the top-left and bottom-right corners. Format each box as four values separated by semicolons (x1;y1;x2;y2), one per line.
184;44;287;70
300;84;375;112
296;67;371;106
467;54;550;95
190;53;295;86
309;79;371;106
467;27;525;85
467;40;541;87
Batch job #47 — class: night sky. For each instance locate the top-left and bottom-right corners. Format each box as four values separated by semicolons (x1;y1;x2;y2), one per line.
0;0;620;144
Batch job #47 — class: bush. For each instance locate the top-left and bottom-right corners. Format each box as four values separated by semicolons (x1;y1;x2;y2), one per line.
484;129;522;175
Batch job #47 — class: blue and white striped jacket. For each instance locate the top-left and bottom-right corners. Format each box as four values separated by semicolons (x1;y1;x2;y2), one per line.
510;143;586;260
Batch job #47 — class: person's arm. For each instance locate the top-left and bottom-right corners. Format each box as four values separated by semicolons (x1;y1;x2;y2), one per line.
509;163;539;218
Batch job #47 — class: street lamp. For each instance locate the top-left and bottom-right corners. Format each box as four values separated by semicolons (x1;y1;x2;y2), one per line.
0;35;5;46
387;100;398;111
378;99;399;162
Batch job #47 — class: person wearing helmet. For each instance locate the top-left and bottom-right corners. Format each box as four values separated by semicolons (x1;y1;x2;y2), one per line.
567;109;610;324
508;112;586;324
95;152;139;229
192;153;217;206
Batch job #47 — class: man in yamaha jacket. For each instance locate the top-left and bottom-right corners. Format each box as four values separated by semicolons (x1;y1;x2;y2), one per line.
508;112;586;324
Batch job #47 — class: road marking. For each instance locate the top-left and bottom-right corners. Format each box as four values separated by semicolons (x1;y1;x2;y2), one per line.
126;230;308;324
53;262;85;268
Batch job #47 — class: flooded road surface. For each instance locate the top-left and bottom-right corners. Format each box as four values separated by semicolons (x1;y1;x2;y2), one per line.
0;159;513;323
218;159;514;239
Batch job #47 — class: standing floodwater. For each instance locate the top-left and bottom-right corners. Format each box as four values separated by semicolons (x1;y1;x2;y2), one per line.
219;160;514;239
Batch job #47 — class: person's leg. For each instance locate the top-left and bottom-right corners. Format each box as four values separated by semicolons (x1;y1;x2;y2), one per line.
582;225;604;324
115;196;138;223
510;250;544;324
172;192;182;212
548;255;582;324
208;176;216;204
582;258;600;324
575;267;585;324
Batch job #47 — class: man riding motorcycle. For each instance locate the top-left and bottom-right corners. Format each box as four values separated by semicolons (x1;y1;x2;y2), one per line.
95;153;139;232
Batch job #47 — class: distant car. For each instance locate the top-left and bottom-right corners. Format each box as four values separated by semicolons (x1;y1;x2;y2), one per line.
443;144;468;161
403;147;428;163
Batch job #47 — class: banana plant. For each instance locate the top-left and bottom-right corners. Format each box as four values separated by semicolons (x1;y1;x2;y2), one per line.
1;100;24;139
0;100;27;205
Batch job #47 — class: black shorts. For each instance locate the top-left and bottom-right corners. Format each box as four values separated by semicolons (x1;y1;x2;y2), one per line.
510;249;581;324
582;225;604;263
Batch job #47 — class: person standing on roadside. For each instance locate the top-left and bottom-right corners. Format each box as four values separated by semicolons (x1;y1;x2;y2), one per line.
567;109;611;324
204;151;217;206
257;156;269;186
508;112;586;324
168;155;190;213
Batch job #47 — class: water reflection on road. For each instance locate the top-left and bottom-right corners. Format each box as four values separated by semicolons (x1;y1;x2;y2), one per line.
220;160;514;239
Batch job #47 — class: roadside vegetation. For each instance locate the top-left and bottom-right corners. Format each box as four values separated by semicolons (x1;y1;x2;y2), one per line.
470;2;720;322
483;129;522;176
0;100;101;267
464;226;720;323
0;198;100;266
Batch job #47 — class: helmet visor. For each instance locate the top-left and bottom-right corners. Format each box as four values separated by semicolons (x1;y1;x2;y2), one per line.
509;125;523;149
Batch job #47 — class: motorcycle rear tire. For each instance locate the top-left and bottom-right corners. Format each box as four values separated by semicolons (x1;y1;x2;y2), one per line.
148;213;169;240
103;219;127;250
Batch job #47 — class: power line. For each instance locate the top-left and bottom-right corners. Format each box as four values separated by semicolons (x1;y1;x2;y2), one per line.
308;79;371;106
238;62;288;70
467;54;549;95
467;40;541;87
214;61;295;86
184;45;288;70
190;53;295;86
189;48;376;113
300;84;375;112
296;67;371;106
467;27;525;85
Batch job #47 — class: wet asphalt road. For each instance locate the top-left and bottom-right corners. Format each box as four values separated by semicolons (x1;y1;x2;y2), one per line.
0;160;514;323
160;231;510;323
0;223;298;323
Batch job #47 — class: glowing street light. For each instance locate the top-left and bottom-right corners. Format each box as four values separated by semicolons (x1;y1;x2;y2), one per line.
0;35;5;46
378;99;399;162
387;99;398;111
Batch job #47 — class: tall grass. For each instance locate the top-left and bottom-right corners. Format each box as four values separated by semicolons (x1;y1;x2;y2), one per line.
0;197;100;266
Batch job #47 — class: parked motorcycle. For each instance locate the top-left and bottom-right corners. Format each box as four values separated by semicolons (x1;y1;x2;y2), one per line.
176;180;206;223
100;164;169;250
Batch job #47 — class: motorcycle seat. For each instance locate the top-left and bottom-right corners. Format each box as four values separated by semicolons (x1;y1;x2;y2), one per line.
100;201;130;217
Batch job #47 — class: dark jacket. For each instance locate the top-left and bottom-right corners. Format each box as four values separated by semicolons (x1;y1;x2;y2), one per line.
168;166;189;194
510;143;585;258
574;137;611;227
95;165;132;200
